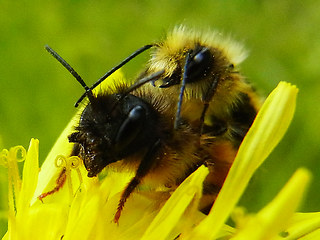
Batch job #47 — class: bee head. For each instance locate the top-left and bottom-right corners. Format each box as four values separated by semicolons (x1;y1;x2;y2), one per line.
69;93;159;177
44;45;164;177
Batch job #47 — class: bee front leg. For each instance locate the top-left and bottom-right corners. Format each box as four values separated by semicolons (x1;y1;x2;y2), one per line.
199;76;219;135
114;139;161;223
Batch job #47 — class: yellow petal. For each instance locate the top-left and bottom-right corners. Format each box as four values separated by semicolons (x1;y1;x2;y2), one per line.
141;165;209;240
232;168;311;240
277;212;320;240
188;82;298;239
16;203;68;240
299;228;320;240
16;138;39;213
63;189;102;240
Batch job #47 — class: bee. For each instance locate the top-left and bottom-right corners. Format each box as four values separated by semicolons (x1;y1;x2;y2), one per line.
135;27;264;213
44;46;233;223
137;26;263;148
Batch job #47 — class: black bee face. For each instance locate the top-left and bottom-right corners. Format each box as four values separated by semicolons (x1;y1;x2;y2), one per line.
157;45;231;89
69;93;159;177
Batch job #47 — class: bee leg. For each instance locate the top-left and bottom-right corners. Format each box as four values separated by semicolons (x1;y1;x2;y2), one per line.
114;139;161;223
174;52;191;130
174;77;186;130
199;102;210;136
199;77;219;134
38;168;67;201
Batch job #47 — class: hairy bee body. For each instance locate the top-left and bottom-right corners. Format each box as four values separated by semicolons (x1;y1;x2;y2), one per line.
128;26;264;212
69;82;221;221
139;26;263;147
69;81;240;219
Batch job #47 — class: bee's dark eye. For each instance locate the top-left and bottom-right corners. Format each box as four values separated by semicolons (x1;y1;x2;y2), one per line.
115;105;146;150
185;47;213;83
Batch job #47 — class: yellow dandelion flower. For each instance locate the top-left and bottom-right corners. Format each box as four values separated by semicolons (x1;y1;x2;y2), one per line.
1;80;319;240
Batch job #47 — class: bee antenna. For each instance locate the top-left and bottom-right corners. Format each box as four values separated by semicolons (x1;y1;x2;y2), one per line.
45;45;95;105
174;52;191;130
75;44;154;107
123;70;164;96
109;70;165;113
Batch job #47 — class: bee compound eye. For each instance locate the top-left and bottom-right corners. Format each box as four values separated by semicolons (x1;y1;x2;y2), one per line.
115;105;146;150
127;105;145;121
193;47;211;64
185;47;213;82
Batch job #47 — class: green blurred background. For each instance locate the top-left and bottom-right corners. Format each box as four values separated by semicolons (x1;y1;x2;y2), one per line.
1;0;319;236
